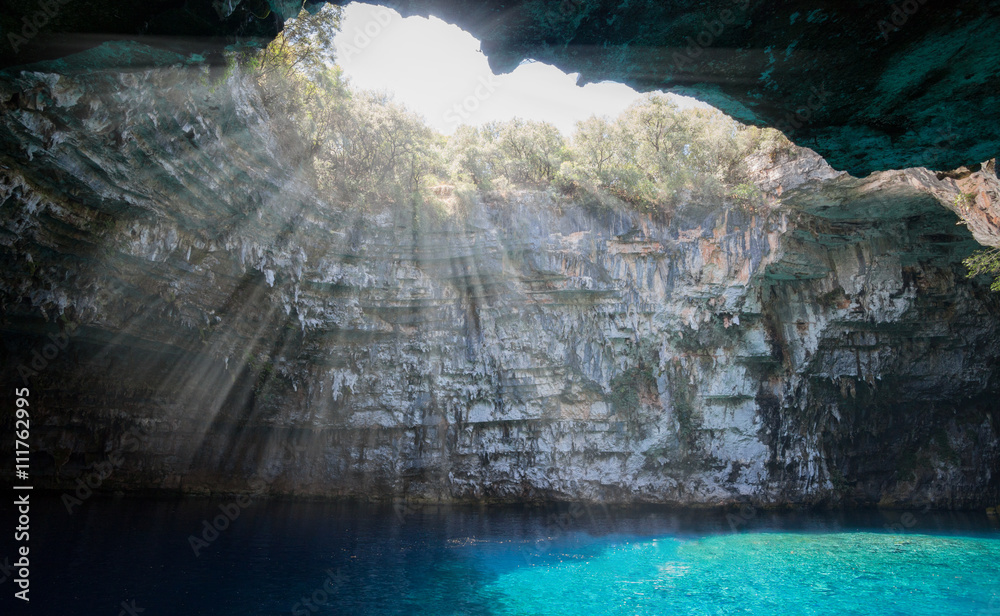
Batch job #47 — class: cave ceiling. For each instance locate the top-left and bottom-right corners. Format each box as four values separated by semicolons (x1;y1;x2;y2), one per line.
1;0;999;176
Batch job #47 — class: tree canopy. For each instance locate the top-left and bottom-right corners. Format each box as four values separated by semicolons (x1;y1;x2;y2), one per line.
233;11;998;291
238;7;794;218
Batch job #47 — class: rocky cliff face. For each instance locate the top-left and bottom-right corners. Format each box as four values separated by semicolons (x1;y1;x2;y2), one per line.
1;45;998;508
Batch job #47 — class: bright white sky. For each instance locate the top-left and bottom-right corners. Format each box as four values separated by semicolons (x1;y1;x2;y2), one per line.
332;2;708;135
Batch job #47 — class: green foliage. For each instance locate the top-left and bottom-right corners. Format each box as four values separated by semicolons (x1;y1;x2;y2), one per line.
608;344;658;423
954;191;976;211
609;370;642;415
203;54;240;92
249;4;342;83
239;5;441;207
238;5;350;161
239;12;793;221
829;467;849;494
313;90;439;204
963;247;1000;291
606;345;660;442
671;318;730;354
549;94;791;216
730;182;764;213
568;114;660;210
670;373;697;446
446;119;568;190
441;94;791;217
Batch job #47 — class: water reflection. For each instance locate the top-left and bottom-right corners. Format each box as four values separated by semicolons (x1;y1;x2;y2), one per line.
21;495;1000;615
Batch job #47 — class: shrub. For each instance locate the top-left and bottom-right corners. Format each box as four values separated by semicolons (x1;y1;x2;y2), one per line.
954;191;976;212
964;248;1000;291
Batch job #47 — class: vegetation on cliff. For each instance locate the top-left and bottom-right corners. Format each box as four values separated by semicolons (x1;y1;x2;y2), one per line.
236;6;997;290
231;5;791;219
964;248;1000;291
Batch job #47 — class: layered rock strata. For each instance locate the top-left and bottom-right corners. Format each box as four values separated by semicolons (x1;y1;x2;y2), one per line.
1;48;998;508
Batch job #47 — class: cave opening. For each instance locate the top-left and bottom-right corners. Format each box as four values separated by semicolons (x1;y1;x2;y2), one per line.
1;1;999;613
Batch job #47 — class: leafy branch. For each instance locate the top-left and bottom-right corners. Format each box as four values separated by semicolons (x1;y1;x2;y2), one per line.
964;247;1000;291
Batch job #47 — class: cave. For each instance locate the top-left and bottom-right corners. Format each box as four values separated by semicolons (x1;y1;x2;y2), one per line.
1;1;999;614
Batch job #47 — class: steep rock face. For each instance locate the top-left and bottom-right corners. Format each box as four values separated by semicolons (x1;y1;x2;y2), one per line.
908;161;1000;250
1;48;998;508
3;1;1000;175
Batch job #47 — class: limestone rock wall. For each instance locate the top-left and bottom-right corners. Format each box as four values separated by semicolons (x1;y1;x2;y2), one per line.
1;50;998;508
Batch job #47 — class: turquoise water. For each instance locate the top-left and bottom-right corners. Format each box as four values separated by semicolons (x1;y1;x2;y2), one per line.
16;496;1000;615
482;532;1000;615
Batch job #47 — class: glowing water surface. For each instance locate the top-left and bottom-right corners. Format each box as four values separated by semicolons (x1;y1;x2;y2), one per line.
21;496;1000;615
481;532;999;615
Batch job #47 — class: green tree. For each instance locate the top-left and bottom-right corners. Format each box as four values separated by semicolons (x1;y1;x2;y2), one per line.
571;115;620;178
446;118;566;189
620;95;690;176
445;125;493;188
498;119;567;184
240;4;348;165
565;113;661;210
315;90;437;204
964;248;1000;291
252;4;342;84
240;6;440;205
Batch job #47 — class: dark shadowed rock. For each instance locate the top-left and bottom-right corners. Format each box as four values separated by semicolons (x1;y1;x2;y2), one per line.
3;0;1000;175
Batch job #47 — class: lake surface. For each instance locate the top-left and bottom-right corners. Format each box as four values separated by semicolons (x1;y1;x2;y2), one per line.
7;494;1000;615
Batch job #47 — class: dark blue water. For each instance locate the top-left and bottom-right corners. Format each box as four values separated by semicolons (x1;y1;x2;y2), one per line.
3;494;999;615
